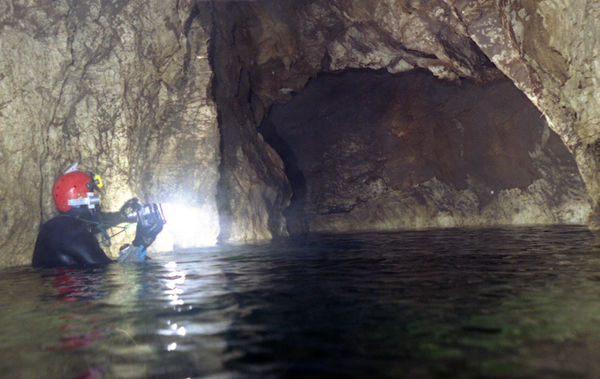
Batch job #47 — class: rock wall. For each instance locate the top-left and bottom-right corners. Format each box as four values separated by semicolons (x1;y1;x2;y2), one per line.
451;0;600;227
263;70;589;232
211;3;291;244
0;0;219;266
216;0;600;228
1;0;599;267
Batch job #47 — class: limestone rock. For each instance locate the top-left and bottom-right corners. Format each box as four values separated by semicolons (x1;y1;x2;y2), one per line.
1;0;600;268
264;70;589;232
0;0;219;265
212;0;596;233
211;2;292;244
448;0;600;225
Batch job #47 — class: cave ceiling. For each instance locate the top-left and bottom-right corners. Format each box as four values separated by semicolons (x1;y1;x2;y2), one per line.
233;0;504;121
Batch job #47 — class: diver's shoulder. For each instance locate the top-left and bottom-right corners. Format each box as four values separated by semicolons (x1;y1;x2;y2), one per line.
41;214;85;230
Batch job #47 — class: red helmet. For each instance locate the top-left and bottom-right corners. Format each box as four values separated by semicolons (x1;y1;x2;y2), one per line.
52;171;99;212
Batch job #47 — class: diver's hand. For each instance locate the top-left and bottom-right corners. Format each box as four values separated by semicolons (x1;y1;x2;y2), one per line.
119;198;141;222
117;244;148;263
133;203;164;248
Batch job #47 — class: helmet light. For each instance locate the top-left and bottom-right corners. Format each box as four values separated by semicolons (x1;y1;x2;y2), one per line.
67;193;102;210
94;174;103;189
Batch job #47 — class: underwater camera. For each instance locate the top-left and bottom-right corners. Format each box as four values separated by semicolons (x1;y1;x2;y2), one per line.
137;203;167;228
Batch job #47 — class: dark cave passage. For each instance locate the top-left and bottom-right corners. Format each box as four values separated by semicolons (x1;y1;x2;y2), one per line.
259;70;589;234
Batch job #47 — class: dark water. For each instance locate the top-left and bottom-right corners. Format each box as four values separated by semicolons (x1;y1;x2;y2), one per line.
3;226;600;378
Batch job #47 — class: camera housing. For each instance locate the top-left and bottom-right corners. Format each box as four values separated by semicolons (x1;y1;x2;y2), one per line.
137;203;166;228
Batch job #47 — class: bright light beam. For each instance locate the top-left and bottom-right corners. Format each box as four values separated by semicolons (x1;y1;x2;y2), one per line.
153;202;219;250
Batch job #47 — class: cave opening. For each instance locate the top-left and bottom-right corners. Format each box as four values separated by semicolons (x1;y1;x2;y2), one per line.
259;69;589;235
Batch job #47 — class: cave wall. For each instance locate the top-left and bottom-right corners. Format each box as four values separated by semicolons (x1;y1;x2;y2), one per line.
1;0;599;267
264;70;589;232
224;0;600;226
451;0;600;227
0;0;219;266
211;3;291;244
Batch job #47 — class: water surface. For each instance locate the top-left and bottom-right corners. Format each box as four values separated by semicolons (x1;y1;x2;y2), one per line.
2;226;600;378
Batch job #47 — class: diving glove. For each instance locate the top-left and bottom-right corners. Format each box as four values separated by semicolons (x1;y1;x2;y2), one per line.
117;244;147;262
119;198;141;223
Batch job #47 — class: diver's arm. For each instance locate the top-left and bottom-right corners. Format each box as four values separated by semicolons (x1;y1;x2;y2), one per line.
100;198;142;227
100;211;127;227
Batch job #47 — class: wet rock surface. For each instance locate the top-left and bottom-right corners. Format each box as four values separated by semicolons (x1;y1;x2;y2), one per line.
263;70;589;232
211;3;292;244
0;1;219;265
224;0;600;225
0;0;599;266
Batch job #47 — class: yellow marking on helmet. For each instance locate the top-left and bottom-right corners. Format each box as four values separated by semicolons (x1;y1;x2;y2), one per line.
94;174;103;189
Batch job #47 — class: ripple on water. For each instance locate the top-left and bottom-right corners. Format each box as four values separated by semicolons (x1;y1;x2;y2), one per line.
1;225;600;377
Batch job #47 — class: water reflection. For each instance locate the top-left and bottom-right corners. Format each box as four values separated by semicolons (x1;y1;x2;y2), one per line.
163;261;186;306
45;268;109;354
159;261;188;353
148;253;237;375
216;228;600;377
31;267;117;377
4;226;600;377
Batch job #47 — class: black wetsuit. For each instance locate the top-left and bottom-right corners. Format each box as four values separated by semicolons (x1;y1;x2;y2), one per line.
32;208;126;268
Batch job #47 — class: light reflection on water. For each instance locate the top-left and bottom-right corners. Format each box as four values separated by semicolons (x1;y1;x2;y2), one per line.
2;226;600;377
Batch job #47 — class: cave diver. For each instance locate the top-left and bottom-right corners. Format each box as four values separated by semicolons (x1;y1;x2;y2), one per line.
32;163;165;267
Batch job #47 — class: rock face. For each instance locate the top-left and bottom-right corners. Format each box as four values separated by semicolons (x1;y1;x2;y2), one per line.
212;0;600;229
211;3;291;244
263;70;589;232
0;0;219;265
450;0;600;228
0;0;598;267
